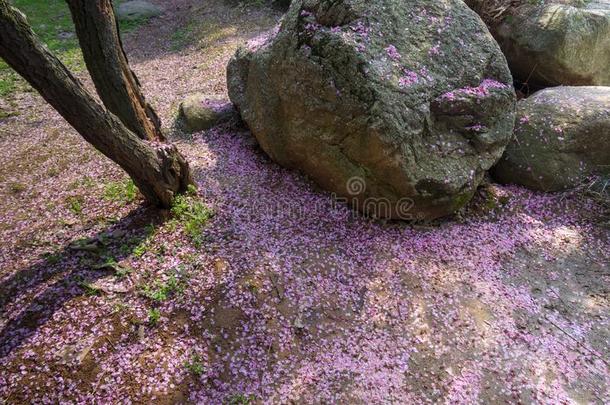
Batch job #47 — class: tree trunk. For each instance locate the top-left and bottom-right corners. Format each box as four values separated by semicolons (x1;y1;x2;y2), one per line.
0;0;193;207
65;0;163;141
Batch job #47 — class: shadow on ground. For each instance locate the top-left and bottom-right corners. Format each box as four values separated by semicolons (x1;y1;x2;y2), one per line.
0;206;166;359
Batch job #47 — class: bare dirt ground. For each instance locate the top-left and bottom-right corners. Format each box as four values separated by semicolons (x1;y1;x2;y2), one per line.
0;1;608;403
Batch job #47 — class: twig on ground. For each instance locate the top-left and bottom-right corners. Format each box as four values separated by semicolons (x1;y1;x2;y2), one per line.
544;316;608;367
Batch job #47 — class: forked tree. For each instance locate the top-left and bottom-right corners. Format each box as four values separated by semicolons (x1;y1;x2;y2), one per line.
0;0;193;208
66;0;164;141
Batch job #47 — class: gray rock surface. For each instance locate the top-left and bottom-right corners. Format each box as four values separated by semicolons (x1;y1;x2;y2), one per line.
467;0;610;86
116;0;162;21
493;86;610;191
228;0;516;220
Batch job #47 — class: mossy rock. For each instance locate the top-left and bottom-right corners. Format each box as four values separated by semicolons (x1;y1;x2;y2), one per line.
493;86;610;192
468;0;610;86
228;0;516;220
179;94;235;133
116;1;162;21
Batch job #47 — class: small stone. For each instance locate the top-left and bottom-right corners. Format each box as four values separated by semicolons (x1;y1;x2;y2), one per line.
213;258;229;277
179;94;235;133
57;341;94;365
116;1;162;21
57;31;75;40
89;276;131;294
138;325;146;340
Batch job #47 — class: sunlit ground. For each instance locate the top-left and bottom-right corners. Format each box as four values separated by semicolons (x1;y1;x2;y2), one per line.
0;0;608;403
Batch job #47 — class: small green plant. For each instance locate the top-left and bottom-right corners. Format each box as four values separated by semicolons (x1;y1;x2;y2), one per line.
111;301;130;314
141;272;183;302
103;179;138;204
81;176;96;189
170;21;196;51
142;283;170;302
9;182;26;194
42;251;61;265
147;308;161;325
80;281;101;296
227;393;256;405
184;353;205;377
67;196;84;215
117;224;155;257
119;16;150;33
171;186;213;246
129;223;156;257
47;167;61;178
114;265;133;278
132;243;148;258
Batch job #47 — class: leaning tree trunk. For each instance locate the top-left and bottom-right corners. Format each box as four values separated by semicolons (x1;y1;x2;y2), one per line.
0;0;192;207
65;0;163;141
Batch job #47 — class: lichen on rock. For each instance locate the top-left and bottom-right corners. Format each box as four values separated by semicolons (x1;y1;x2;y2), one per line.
228;0;516;220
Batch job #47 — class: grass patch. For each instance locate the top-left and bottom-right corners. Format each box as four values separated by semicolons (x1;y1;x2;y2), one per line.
140;271;185;302
94;257;133;278
170;21;197;51
1;0;147;98
42;251;62;265
66;195;84;215
8;182;26;194
227;394;256;405
121;223;156;257
171;185;214;247
0;72;25;98
119;16;150;33
184;353;206;377
80;281;102;296
147;308;161;325
103;179;138;204
1;0;84;97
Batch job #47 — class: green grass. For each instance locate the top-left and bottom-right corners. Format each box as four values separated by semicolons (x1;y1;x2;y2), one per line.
119;16;151;33
227;394;256;405
8;182;26;194
80;281;102;296
147;308;161;325
184;353;205;377
42;251;61;265
141;272;183;302
94;256;133;278
170;21;197;51
0;72;23;98
171;185;214;247
122;223;156;257
0;0;150;98
66;195;84;215
103;179;139;204
0;0;83;97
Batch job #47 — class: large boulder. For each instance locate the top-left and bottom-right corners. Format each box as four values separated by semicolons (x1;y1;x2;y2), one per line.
466;0;610;86
228;0;516;220
493;86;610;192
116;0;162;21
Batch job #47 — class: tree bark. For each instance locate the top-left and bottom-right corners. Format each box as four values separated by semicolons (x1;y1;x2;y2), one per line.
0;0;193;207
65;0;164;141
